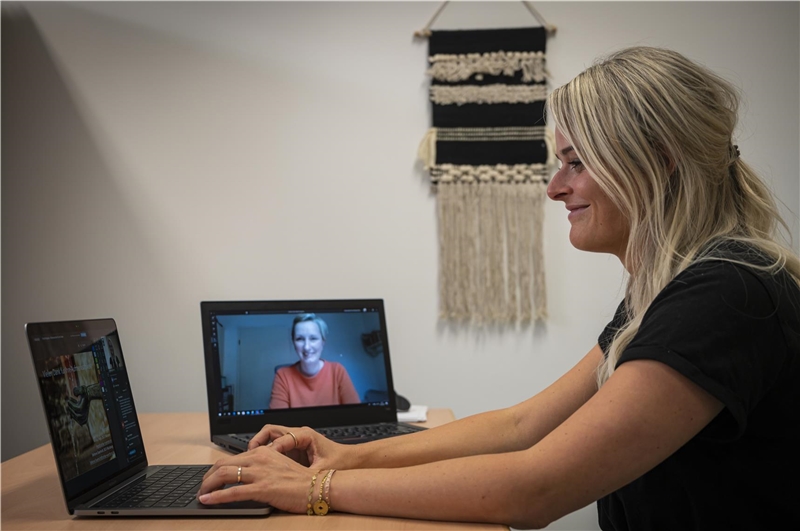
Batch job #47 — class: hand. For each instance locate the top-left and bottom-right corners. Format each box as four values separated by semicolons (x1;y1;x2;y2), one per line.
249;425;355;471
196;446;312;512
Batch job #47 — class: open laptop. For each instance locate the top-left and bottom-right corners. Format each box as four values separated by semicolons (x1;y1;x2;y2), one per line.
201;299;426;453
25;318;271;516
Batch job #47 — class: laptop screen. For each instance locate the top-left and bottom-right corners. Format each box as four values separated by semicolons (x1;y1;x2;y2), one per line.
26;319;147;502
201;300;400;432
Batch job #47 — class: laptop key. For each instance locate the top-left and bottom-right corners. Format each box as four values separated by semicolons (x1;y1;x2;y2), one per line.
94;466;213;509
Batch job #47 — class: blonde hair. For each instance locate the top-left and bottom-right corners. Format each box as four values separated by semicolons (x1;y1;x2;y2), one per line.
547;46;800;386
292;314;328;342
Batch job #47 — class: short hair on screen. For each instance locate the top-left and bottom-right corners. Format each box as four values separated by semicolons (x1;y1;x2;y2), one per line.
291;313;328;342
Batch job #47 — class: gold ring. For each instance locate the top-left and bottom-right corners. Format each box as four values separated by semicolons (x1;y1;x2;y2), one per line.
237;466;242;484
287;431;298;449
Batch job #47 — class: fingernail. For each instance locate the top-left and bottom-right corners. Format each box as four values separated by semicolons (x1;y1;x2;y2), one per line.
198;494;211;504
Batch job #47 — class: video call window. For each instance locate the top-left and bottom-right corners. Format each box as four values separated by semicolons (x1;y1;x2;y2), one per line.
213;311;389;413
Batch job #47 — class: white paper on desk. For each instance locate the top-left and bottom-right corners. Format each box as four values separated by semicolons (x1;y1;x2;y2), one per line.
397;405;428;423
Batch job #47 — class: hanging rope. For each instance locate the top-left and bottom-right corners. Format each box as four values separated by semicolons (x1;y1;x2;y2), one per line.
414;1;556;39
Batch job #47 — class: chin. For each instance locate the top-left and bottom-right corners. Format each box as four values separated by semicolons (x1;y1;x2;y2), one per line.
568;232;590;252
569;234;604;254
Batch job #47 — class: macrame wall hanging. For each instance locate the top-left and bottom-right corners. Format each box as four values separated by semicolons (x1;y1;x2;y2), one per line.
416;3;556;325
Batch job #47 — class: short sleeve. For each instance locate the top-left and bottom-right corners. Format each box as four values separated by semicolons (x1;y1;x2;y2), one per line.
617;261;788;441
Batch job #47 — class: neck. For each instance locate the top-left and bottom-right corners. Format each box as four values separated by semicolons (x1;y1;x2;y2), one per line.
300;359;323;377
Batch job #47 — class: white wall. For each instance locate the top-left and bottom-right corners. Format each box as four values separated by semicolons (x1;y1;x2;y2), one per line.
2;2;798;530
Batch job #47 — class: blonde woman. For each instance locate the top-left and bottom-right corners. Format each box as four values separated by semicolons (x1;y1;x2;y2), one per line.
269;314;360;409
197;47;800;530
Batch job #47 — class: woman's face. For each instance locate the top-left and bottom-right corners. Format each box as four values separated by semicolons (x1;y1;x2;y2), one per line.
293;321;325;364
547;129;629;263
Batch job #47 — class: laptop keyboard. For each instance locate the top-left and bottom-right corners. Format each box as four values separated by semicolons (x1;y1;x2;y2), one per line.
318;423;421;443
231;423;422;446
94;466;210;509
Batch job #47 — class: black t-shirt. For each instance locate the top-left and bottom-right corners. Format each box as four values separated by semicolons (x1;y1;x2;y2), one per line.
597;246;800;531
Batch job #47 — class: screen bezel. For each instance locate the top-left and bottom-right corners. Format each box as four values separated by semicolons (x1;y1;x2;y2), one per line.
200;299;401;438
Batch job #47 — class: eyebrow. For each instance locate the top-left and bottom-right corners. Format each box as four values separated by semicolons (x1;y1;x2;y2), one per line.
560;146;576;156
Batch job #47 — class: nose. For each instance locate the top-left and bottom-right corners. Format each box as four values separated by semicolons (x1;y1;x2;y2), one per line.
547;168;572;202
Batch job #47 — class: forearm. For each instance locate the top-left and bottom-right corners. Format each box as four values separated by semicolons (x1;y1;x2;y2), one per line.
331;451;553;529
351;407;524;469
328;358;727;528
350;347;603;470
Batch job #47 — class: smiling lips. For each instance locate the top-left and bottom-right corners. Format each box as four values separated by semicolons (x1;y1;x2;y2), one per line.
567;205;589;221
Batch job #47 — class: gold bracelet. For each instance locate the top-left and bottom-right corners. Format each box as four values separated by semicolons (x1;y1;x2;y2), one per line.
312;469;333;515
323;469;336;509
307;470;320;516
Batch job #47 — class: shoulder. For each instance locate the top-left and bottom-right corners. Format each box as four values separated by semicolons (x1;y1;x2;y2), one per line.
624;241;798;371
663;243;800;338
657;242;792;319
325;361;345;372
324;361;351;378
276;363;301;378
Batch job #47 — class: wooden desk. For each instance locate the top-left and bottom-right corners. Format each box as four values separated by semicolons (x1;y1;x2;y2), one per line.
2;410;506;531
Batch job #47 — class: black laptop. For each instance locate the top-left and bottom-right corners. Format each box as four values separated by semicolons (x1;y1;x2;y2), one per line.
26;318;271;516
200;299;426;453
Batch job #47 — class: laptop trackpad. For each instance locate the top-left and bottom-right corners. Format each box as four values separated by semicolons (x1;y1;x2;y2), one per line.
197;484;271;511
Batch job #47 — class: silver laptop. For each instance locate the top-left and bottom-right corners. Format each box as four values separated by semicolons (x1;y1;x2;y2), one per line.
200;299;425;453
26;318;271;517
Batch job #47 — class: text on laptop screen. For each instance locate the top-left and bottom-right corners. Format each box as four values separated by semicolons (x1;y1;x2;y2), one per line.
28;320;146;500
208;306;391;416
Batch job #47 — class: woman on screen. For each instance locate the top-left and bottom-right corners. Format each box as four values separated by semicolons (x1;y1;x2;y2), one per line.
268;314;360;409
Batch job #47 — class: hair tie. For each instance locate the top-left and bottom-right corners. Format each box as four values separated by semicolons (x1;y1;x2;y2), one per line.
731;144;741;160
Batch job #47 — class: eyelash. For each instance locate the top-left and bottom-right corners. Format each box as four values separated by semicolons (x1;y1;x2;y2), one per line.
559;159;584;172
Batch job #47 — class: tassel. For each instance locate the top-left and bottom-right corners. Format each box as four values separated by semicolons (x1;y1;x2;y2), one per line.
417;128;438;170
544;128;556;169
438;180;549;324
531;182;548;320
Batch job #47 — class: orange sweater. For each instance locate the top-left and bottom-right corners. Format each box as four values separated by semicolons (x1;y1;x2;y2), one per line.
269;361;360;409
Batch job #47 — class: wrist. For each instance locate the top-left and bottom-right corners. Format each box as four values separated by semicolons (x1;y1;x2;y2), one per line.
345;440;373;469
307;469;335;516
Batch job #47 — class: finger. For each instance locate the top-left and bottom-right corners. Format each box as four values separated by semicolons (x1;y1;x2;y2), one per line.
270;430;303;454
198;464;244;495
247;424;296;450
198;484;251;505
248;425;289;450
202;456;252;481
247;426;273;449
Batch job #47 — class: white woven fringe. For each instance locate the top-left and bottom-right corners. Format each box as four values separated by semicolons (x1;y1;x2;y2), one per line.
430;84;548;106
428;51;547;83
436;182;548;324
417;128;437;170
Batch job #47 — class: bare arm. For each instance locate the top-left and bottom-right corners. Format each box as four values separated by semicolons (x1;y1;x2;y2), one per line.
251;345;604;470
329;359;723;528
200;345;604;515
351;344;604;468
199;353;722;528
